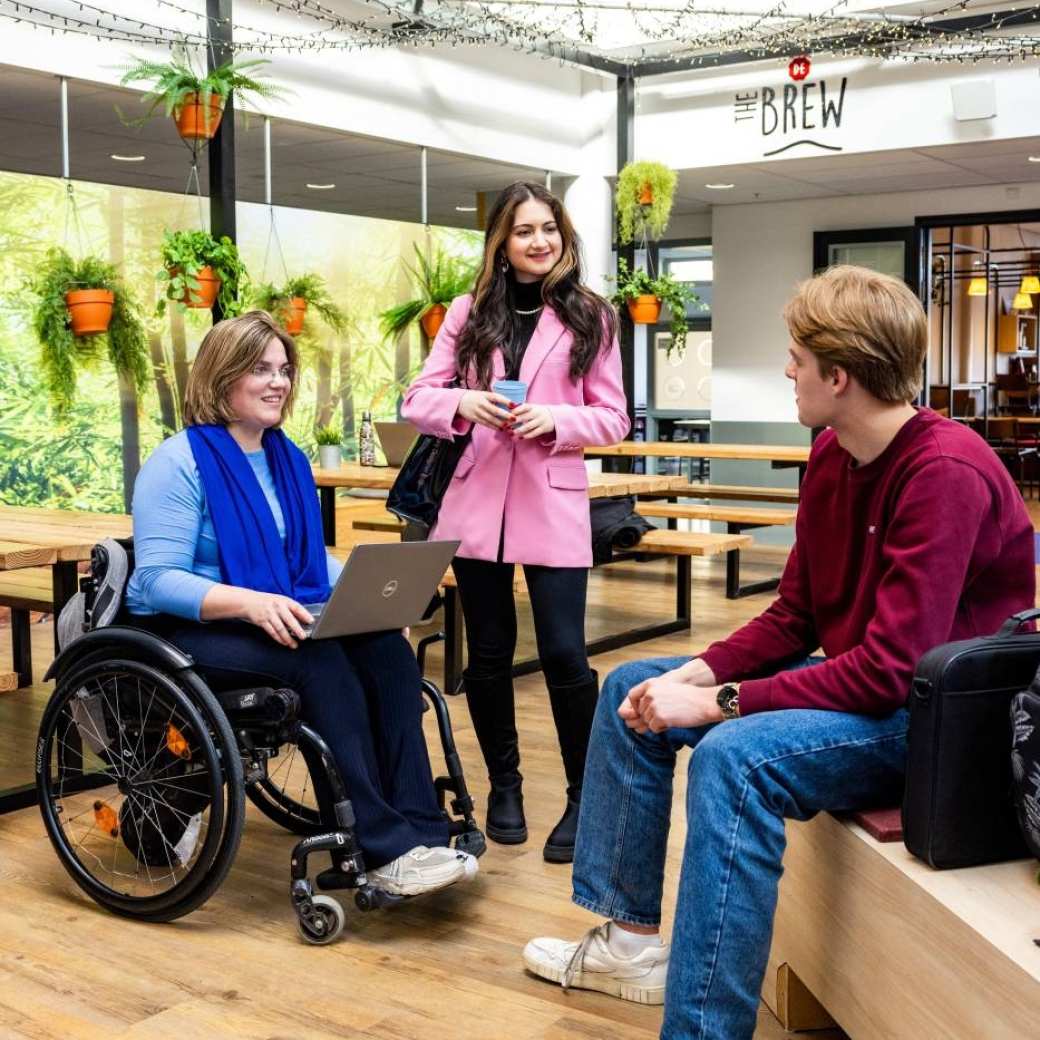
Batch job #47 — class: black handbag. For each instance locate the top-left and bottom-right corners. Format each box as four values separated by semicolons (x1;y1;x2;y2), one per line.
902;608;1040;869
386;428;471;538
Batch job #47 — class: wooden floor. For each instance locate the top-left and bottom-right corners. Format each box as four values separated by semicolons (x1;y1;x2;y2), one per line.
12;490;1033;1039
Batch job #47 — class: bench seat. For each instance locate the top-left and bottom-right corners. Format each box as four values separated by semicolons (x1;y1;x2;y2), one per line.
0;567;55;691
655;482;800;504
635;502;796;527
763;812;1040;1036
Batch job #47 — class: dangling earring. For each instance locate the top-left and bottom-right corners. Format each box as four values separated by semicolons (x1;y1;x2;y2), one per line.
499;254;509;273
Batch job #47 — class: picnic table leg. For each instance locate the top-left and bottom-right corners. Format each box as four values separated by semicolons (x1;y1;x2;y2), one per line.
12;608;32;688
676;554;691;622
51;560;80;655
725;522;782;599
319;487;337;546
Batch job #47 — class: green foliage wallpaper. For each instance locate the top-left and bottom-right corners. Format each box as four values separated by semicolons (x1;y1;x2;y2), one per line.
0;171;481;513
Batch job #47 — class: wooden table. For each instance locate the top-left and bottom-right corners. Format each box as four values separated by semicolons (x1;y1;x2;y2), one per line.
312;464;693;545
0;506;131;816
586;441;811;463
317;466;706;690
0;505;132;653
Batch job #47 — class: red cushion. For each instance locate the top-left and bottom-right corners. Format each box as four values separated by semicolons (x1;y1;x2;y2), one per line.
850;806;903;842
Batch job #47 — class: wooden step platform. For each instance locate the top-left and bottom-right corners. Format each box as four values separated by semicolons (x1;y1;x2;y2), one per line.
763;812;1040;1037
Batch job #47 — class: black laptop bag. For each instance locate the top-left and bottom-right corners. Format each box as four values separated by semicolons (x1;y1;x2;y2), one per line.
902;608;1040;869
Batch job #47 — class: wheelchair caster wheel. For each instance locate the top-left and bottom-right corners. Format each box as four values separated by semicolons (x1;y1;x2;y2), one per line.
297;894;345;945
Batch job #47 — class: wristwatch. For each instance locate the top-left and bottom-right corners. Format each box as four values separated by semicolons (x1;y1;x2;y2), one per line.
716;682;741;721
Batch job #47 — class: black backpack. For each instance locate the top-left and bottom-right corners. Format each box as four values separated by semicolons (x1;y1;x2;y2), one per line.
1011;684;1040;861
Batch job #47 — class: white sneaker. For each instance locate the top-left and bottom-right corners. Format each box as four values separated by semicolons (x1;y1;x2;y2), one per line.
368;845;468;897
522;923;669;1005
456;850;480;881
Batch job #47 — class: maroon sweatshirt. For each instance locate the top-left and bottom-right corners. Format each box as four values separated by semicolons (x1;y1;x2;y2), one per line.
700;409;1035;716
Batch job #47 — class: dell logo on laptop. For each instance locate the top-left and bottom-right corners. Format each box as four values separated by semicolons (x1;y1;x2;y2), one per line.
382;580;399;598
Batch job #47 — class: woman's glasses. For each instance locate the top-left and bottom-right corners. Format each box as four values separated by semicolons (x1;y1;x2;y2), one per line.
250;363;294;382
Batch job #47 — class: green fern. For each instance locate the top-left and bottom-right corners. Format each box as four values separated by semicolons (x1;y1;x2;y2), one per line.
252;273;347;333
378;245;477;340
28;247;149;415
118;47;286;126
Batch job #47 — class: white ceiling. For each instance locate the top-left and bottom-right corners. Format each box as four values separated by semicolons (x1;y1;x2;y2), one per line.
671;137;1040;212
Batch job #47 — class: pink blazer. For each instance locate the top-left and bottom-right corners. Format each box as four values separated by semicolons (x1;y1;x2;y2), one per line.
401;293;630;567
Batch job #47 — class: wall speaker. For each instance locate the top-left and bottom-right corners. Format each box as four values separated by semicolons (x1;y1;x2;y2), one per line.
950;80;996;121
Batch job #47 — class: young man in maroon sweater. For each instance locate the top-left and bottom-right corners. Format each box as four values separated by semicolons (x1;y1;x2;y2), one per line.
522;265;1036;1038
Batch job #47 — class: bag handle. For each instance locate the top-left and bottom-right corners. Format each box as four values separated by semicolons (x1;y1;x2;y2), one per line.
997;608;1040;636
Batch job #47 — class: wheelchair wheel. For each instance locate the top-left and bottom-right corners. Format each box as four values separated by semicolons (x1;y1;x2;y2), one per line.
246;741;324;836
37;658;245;923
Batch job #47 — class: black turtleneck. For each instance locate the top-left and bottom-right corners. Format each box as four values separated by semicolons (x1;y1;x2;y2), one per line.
505;274;544;379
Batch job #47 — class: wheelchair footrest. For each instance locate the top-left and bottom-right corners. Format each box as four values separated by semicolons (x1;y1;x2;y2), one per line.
315;861;364;891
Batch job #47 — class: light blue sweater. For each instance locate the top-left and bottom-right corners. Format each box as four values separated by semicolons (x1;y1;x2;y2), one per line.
125;429;343;620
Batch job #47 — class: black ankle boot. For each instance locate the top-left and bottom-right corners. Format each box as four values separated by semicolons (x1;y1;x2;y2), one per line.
487;772;527;844
543;786;581;863
543;670;599;863
463;670;528;845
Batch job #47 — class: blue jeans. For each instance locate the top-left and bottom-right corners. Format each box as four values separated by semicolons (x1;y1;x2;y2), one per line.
572;657;908;1040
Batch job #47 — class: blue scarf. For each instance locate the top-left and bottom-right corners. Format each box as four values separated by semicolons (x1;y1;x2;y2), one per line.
186;424;331;604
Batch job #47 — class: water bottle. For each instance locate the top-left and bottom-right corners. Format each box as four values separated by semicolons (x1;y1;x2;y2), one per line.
359;411;376;466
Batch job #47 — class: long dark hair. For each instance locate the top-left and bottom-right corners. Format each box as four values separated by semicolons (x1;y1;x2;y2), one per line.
455;181;617;389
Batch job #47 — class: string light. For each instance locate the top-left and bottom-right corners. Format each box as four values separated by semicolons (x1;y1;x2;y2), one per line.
1;0;1039;69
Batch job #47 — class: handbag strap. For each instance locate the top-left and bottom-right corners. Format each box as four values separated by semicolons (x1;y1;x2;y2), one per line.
997;608;1040;636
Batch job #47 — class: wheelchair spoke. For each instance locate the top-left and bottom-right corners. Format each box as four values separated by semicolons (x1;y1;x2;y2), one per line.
44;660;228;905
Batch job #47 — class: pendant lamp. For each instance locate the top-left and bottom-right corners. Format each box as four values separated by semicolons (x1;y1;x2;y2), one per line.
1021;275;1040;295
966;276;987;296
1012;291;1032;310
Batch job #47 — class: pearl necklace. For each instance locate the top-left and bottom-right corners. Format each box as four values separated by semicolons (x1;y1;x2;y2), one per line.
514;305;543;315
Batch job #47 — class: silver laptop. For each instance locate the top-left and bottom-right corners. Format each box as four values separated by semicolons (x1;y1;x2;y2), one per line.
303;540;459;639
375;421;419;466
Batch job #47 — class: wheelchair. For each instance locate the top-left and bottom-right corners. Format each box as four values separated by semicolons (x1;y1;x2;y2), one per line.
37;539;485;944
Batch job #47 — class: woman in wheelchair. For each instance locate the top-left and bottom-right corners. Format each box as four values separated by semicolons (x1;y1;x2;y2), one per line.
122;311;476;898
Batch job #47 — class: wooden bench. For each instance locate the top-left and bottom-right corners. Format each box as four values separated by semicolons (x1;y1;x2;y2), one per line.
762;812;1040;1037
635;502;796;599
0;567;55;690
659;482;800;504
346;517;750;692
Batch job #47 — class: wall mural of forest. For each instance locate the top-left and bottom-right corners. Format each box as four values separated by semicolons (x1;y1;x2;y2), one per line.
0;170;482;514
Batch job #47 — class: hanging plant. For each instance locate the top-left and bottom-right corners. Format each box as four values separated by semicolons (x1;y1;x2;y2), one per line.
253;274;347;336
118;50;286;141
609;257;699;357
157;229;249;318
616;161;677;245
28;247;150;416
378;245;477;342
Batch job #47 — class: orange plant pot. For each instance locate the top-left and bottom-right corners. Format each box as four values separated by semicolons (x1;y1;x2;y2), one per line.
627;295;662;324
420;303;447;339
65;289;114;335
171;265;222;309
174;93;225;141
638;182;654;205
283;297;308;335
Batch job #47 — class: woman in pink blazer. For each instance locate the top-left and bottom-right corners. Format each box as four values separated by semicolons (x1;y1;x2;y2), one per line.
402;182;629;863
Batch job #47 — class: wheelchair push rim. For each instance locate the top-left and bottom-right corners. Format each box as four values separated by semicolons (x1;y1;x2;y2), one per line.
37;658;242;921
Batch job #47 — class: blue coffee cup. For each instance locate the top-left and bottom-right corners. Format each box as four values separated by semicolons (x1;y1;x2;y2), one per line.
492;379;528;412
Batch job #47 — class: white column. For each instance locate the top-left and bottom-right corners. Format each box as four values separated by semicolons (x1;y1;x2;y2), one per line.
563;175;613;298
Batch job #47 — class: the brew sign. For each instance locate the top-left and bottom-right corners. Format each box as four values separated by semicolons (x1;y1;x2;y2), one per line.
733;55;847;157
